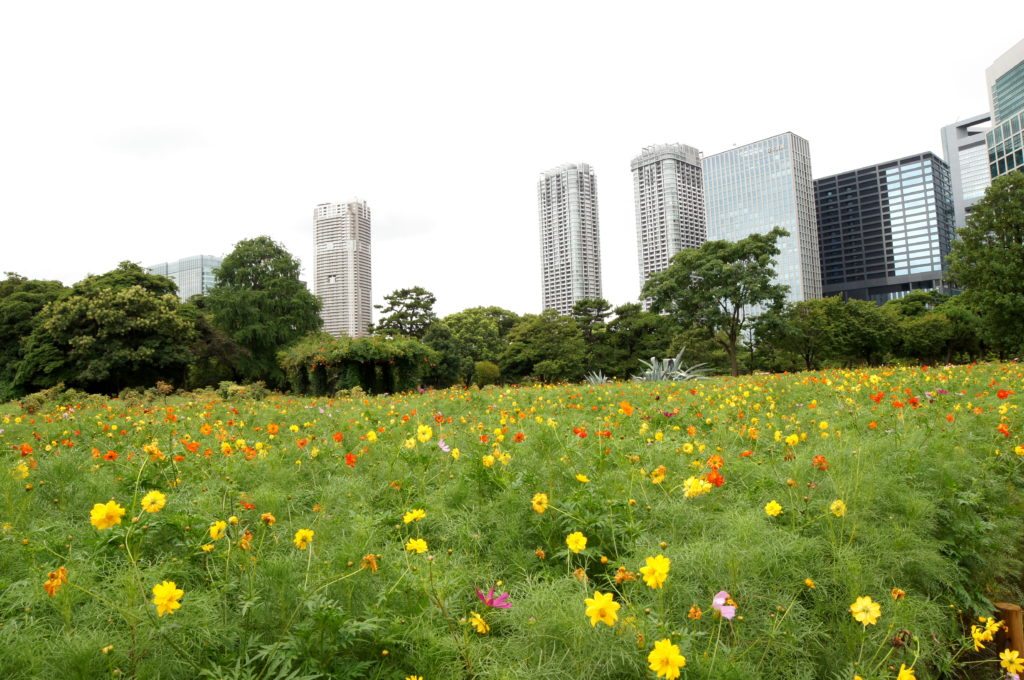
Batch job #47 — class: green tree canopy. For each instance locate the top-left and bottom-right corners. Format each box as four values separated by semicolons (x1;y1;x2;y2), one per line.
0;273;66;400
16;284;196;394
421;319;473;388
73;261;178;297
443;308;503;363
499;310;585;383
205;236;321;388
373;286;437;339
602;303;679;378
642;227;789;376
947;173;1024;354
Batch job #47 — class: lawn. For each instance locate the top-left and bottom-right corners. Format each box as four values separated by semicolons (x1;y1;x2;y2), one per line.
2;364;1024;679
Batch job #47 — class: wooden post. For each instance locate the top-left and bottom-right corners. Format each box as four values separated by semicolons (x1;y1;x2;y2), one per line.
995;602;1024;654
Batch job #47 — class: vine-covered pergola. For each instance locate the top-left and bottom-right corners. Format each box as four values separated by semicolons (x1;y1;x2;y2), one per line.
279;333;436;395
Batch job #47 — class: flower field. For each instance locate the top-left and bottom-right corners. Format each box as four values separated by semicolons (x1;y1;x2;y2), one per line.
3;364;1024;679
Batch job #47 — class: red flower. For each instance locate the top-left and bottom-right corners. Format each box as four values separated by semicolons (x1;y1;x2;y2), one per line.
333;432;343;442
740;450;754;457
103;450;118;460
345;453;357;467
705;469;725;487
997;389;1011;400
870;392;885;404
812;455;828;471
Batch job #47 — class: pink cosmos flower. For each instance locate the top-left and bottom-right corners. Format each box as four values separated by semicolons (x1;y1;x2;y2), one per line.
438;438;451;453
475;586;511;609
712;590;736;620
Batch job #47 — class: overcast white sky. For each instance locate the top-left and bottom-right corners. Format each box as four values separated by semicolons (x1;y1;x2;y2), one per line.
1;2;1020;318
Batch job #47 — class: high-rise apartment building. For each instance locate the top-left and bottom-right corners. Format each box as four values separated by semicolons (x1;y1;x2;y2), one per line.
941;113;991;229
814;152;955;303
147;255;222;300
538;163;602;315
985;38;1024;179
314;200;371;337
631;144;706;292
703;132;821;303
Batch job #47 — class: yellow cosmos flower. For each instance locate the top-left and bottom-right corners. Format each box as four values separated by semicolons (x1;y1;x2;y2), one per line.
141;490;166;513
575;473;590;483
482;454;495;467
682;476;711;498
406;538;428;553
849;596;881;626
152;580;184;617
647;638;686;679
201;544;214;552
90;500;126;530
566;531;587;553
209;520;227;540
469;611;489;634
403;509;426;524
583;590;620;627
765;500;783;517
804;578;816;589
403;438;416;449
416;424;433;443
639;554;671;589
830;499;847;517
531;493;549;514
896;664;916;680
366;430;377;442
1001;648;1024;674
293;529;314;550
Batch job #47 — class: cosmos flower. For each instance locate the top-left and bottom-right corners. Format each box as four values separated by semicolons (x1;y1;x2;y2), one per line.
476;586;512;609
584;590;619;627
712;591;736;620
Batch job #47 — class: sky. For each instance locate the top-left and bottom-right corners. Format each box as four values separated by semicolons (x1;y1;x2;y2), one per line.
1;1;1021;319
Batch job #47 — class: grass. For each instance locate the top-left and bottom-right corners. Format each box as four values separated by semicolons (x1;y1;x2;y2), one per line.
2;364;1024;679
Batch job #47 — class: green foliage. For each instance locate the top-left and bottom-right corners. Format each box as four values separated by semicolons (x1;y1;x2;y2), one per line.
373;286;437;339
601;303;678;378
15;282;196;395
499;310;585;383
643;228;789;376
472;360;500;387
421;320;473;388
0;273;66;400
72;261;178;298
443;308;505;363
279;332;436;395
205;237;321;388
631;347;709;381
947;173;1024;355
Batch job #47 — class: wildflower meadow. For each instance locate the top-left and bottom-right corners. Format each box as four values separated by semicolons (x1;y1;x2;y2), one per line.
4;364;1024;679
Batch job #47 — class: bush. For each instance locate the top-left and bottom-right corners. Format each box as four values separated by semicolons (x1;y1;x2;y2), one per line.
473;360;500;387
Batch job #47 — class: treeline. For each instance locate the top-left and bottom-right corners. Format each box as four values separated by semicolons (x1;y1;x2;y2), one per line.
2;174;1023;399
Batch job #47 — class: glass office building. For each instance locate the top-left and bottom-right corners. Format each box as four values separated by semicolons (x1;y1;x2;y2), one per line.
147;255;222;300
814;152;955;303
704;132;821;303
985;38;1024;179
940;113;991;229
538;163;602;315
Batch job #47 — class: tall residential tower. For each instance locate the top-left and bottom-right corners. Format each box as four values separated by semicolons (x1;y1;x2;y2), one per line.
538;163;602;315
704;132;821;303
314;200;371;337
631;144;706;294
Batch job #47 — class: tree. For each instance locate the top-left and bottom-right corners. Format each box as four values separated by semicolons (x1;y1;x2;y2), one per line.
373;287;437;339
421;320;473;388
443;308;503;363
601;303;677;378
205;237;321;388
499;310;585;383
947;173;1024;354
16;284;196;394
642;228;789;376
73;261;178;297
0;274;66;400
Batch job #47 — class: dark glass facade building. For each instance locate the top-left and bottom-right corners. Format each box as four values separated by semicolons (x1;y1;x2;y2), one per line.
814;152;955;303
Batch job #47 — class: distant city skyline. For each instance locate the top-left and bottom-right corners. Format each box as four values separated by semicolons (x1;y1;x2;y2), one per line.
2;4;1020;319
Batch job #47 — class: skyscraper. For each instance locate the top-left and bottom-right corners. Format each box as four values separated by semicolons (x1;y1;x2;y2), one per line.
815;152;955;303
147;255;222;300
985;38;1024;179
631;144;705;293
941;113;991;229
703;132;821;303
314;200;371;337
538;163;602;315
